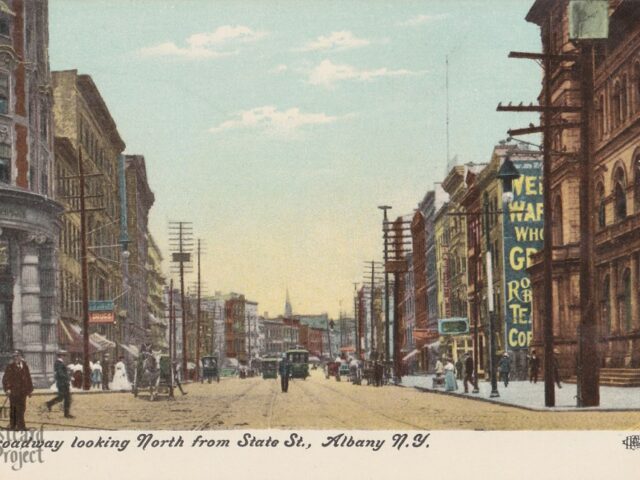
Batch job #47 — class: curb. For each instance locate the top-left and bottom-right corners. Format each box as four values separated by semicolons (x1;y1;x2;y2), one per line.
399;381;640;413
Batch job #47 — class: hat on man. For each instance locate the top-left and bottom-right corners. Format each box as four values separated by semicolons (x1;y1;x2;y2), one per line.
503;352;509;357
56;349;68;356
12;349;22;357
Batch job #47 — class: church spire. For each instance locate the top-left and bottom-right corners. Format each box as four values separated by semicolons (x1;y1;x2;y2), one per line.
285;288;292;318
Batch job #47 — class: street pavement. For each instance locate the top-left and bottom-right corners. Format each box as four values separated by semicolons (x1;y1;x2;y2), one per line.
401;374;640;411
4;369;640;430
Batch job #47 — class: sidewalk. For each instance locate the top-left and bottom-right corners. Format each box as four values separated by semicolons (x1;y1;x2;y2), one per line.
400;374;640;411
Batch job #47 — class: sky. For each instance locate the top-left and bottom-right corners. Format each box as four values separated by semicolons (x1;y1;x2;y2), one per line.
49;0;542;318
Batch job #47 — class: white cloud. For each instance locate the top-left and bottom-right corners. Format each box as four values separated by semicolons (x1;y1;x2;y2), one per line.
270;64;288;74
396;14;448;27
138;25;267;59
308;60;421;88
299;31;370;52
209;106;341;137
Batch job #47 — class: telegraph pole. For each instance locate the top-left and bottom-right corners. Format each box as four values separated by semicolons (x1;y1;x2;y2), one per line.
195;238;202;381
353;282;360;359
169;221;193;376
497;35;581;406
576;40;599;407
78;149;91;391
378;206;392;362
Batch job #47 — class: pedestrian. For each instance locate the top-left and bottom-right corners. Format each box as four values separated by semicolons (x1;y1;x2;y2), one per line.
45;350;74;419
70;357;83;389
2;350;34;431
435;357;444;379
172;361;187;396
102;355;110;391
553;349;562;388
444;358;458;391
91;360;103;390
463;352;478;393
455;356;464;380
279;356;290;393
528;349;540;383
110;356;132;391
498;352;511;387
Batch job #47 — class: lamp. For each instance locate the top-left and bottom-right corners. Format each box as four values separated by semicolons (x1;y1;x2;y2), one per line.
497;155;521;204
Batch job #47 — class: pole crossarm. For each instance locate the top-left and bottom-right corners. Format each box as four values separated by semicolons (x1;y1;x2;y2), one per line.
509;51;578;61
508;123;581;136
497;103;582;113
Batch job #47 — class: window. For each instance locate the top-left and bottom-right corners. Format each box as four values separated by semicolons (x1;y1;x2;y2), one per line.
552;196;563;245
0;15;9;37
0;73;9;115
636;63;640;111
622;269;632;332
612;81;622;128
614;168;627;221
0;142;9;183
622;75;629;122
601;275;611;335
635;154;640;213
597;94;605;139
597;183;606;228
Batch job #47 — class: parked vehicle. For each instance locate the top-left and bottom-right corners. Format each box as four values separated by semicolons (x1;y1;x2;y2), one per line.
133;353;173;401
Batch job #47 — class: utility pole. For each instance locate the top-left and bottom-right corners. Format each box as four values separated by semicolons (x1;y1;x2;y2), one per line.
576;40;599;407
386;216;412;381
78;148;91;391
169;279;174;361
195;238;202;382
363;260;383;358
483;192;499;398
61;148;105;391
353;282;360;359
497;32;581;406
169;221;193;376
378;205;392;362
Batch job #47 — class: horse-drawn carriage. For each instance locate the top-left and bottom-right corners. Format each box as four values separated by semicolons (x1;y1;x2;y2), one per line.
132;352;173;401
201;355;220;383
325;361;339;380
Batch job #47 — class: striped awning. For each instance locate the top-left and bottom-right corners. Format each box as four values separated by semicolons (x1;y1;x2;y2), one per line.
402;349;420;362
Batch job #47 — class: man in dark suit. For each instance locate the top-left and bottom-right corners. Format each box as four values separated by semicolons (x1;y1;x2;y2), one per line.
279;357;290;393
463;352;478;393
2;350;34;430
45;350;74;418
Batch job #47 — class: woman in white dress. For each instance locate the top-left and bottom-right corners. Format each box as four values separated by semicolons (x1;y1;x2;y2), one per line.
109;356;131;391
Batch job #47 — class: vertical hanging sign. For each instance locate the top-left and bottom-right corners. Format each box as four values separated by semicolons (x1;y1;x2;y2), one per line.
502;159;543;350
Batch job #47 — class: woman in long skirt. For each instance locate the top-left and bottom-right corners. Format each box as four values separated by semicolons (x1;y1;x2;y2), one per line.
444;358;458;391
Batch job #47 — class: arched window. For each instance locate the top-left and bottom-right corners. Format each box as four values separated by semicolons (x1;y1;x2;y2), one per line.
612;81;622;128
597;183;606;228
635;62;640;110
621;75;629;121
635;153;640;213
597;94;605;139
614;167;627;221
622;269;632;332
601;275;611;335
552;196;563;245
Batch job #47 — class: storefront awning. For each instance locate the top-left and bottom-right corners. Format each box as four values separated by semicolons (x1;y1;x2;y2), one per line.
402;349;420;362
90;332;115;350
58;319;102;354
119;344;139;358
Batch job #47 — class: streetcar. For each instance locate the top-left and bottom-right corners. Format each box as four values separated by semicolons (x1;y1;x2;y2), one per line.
285;349;309;379
201;355;220;383
262;358;279;379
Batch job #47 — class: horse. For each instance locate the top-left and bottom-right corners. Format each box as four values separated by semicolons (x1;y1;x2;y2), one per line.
141;352;160;401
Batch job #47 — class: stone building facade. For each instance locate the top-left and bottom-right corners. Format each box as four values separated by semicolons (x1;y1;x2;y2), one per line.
53;70;127;362
527;0;640;381
0;0;62;386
